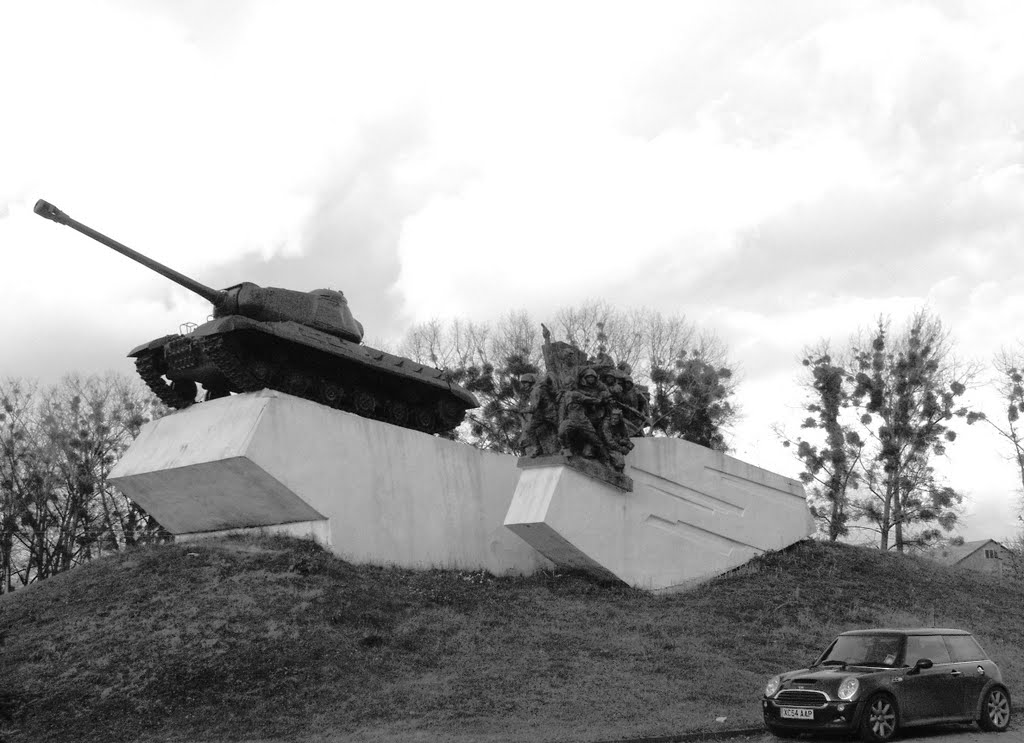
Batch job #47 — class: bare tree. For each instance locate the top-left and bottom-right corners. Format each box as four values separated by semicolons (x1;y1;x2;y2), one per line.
975;348;1024;519
491;311;543;370
398;318;490;371
0;379;50;591
0;374;167;593
1005;531;1024;582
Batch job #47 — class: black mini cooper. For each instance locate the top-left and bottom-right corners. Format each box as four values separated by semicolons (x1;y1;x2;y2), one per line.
762;628;1012;741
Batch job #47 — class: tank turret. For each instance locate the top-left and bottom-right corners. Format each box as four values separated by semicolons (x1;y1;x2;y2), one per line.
34;199;477;433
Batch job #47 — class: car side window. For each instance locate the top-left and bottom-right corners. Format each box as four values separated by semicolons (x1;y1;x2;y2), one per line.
904;635;952;666
944;635;986;662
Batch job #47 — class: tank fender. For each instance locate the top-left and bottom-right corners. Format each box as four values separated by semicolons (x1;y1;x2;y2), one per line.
127;334;181;358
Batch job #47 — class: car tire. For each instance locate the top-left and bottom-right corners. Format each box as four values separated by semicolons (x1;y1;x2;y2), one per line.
978;685;1012;732
859;693;898;742
765;724;800;739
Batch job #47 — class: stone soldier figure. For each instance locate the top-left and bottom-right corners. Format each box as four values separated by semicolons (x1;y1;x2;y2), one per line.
618;373;650;436
601;367;623;401
635;384;652;432
583;367;611;419
516;373;537;431
519;373;560;457
558;367;610;462
601;405;635;472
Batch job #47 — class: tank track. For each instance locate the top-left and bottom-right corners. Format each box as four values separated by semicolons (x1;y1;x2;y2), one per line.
135;350;198;410
198;335;261;392
194;334;467;434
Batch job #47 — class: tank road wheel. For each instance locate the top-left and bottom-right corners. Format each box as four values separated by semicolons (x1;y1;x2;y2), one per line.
248;358;273;389
413;406;436;432
386;400;409;427
283;372;311;398
353;389;376;417
169;380;198;408
318;380;345;408
978;685;1011;731
438;398;466;430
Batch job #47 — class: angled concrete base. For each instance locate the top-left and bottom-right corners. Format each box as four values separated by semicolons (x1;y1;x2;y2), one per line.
504;437;814;591
110;389;813;587
111;390;551;575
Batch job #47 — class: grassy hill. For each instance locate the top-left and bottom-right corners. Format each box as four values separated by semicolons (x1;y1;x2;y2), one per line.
0;536;1021;743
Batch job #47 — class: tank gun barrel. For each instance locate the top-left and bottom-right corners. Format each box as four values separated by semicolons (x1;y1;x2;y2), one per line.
34;199;227;306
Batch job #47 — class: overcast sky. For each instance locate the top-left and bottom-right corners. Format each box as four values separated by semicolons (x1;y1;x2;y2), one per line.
3;1;1023;543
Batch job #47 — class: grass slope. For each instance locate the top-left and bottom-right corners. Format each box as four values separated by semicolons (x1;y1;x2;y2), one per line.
0;537;1021;743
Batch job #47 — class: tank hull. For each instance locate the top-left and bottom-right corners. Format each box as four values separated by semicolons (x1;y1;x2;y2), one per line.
128;316;477;434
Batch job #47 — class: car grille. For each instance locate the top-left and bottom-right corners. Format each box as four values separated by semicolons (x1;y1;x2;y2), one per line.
776;689;829;707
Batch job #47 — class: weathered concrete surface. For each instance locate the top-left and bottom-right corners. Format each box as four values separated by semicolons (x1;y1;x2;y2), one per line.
111;390;812;587
111;390;552;575
110;394;326;533
504;437;814;591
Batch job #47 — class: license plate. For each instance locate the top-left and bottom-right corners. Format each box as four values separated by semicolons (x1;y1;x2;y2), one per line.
780;708;814;720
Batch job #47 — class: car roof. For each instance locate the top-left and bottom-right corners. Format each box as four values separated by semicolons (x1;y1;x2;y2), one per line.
840;628;970;636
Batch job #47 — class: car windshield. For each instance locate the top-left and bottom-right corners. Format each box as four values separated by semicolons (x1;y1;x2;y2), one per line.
817;634;902;668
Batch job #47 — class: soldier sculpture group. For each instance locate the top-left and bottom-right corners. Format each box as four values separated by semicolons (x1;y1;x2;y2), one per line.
517;325;651;475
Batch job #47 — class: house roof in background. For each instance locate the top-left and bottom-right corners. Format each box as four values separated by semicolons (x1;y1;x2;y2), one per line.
932;539;1004;565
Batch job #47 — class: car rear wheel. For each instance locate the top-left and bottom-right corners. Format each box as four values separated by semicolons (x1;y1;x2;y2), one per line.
859;694;898;742
978;686;1012;732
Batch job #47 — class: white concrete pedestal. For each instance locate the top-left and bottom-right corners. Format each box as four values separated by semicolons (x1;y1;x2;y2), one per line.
111;390;551;575
110;390;814;590
504;438;815;591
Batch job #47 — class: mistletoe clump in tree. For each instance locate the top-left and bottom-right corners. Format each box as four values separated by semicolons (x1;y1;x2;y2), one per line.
450;351;541;453
779;346;864;541
974;350;1024;517
783;312;976;552
849;312;975;552
649;350;736;451
0;374;168;593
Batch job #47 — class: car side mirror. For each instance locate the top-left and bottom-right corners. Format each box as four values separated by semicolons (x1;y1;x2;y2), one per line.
908;658;933;675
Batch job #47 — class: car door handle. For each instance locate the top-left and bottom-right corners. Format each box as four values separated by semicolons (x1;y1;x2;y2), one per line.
950;670;963;677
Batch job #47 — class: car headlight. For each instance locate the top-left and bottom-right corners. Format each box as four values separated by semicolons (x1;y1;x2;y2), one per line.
838;677;859;701
765;676;781;697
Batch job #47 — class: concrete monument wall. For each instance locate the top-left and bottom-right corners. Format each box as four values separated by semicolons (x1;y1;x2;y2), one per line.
505;437;815;591
111;390;553;575
112;390;814;589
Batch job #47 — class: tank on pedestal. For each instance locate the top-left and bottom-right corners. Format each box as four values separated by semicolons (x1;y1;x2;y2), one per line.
34;199;477;434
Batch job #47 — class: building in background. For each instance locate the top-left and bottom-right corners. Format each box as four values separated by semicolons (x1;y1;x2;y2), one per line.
931;539;1014;578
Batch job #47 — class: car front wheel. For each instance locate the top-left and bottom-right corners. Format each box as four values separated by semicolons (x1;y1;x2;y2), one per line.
859;694;898;742
978;686;1012;732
